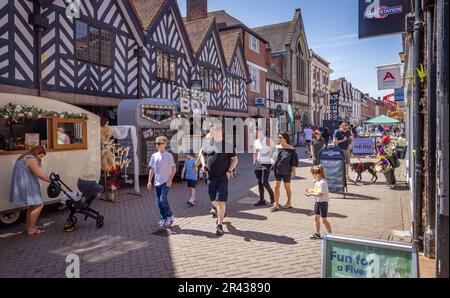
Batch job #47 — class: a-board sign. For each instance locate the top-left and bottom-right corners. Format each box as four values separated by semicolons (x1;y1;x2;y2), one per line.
352;138;374;155
322;235;419;278
319;147;346;194
142;128;176;172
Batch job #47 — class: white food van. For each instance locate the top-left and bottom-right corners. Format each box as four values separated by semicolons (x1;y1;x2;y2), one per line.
0;93;101;227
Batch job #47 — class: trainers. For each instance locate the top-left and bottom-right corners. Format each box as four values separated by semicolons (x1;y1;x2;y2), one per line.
210;208;217;218
187;199;195;207
158;219;166;228
164;217;174;228
216;224;224;236
254;200;267;207
310;233;322;240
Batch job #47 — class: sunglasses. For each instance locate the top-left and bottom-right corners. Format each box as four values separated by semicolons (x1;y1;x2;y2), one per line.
156;143;166;145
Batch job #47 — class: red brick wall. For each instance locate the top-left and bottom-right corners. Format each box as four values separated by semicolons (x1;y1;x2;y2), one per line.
271;56;284;79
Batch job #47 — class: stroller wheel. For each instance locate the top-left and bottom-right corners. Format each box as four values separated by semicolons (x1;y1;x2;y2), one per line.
96;219;104;229
64;222;76;233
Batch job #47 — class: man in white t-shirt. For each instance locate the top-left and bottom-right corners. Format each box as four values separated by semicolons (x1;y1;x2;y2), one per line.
147;136;177;229
304;125;314;157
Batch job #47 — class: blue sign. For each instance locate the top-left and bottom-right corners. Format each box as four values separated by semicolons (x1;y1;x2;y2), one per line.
394;88;405;101
255;98;265;107
319;147;347;194
352;138;374;155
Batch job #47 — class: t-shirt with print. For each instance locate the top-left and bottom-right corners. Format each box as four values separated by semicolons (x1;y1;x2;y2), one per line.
149;151;176;186
184;159;198;181
313;179;330;203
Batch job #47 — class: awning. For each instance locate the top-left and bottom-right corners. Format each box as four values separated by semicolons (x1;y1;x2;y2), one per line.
364;115;401;125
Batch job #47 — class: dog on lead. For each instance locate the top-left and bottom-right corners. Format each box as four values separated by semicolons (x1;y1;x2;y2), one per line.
350;160;378;183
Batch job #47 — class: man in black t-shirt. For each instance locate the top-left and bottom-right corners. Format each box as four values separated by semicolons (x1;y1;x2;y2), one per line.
200;125;238;237
333;122;353;179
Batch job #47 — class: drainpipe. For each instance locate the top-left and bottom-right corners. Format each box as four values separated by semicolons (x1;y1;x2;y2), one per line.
436;0;449;278
135;47;144;99
29;0;48;96
423;2;436;259
412;0;424;252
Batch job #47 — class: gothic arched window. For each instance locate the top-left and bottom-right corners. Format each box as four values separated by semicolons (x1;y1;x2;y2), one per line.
296;41;307;93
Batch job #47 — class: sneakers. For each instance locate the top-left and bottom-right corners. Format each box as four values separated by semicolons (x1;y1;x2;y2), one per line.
164;216;175;228
158;219;166;228
310;232;322;240
210;207;217;218
254;200;267;207
216;224;224;237
187;199;195;207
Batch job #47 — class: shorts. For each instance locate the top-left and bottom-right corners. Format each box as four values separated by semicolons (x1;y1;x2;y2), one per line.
343;150;351;164
314;202;329;218
275;174;292;183
306;140;312;144
186;180;197;188
207;175;229;202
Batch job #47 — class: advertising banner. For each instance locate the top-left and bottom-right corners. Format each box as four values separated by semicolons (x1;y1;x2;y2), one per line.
359;0;411;39
322;235;419;278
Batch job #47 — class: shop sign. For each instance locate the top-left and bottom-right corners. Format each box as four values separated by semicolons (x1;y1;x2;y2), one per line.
179;87;209;115
329;92;340;121
377;64;402;90
322;235;419;278
359;0;411;39
352;138;374;155
141;105;176;125
274;90;284;103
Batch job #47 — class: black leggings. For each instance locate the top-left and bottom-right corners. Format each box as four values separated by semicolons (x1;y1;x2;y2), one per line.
254;164;275;202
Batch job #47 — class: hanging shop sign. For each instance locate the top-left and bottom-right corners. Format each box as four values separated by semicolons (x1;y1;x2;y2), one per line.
322;235;419;278
329;92;340;121
377;64;402;90
394;88;405;101
141;105;176;125
179;87;209;115
359;0;411;39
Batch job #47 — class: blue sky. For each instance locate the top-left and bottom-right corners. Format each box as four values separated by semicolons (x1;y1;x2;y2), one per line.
178;0;403;99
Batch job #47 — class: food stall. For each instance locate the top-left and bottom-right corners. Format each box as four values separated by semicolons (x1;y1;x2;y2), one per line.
117;98;181;176
0;93;101;227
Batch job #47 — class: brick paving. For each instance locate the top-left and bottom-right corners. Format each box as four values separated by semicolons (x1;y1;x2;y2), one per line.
0;147;412;278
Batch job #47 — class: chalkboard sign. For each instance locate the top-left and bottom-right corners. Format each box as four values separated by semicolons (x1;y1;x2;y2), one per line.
142;128;176;172
319;147;347;195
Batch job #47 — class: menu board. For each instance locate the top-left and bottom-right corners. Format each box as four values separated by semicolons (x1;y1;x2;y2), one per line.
319;147;346;194
142;128;177;172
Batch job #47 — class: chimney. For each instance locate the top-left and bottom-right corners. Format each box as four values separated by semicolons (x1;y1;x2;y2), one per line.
265;46;272;67
187;0;208;22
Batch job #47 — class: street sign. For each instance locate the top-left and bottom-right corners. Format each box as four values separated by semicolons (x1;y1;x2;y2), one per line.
255;98;265;107
319;146;347;195
352;138;374;155
359;0;412;39
322;235;419;278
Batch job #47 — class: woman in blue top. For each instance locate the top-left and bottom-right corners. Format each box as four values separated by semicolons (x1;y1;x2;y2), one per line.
181;153;201;206
9;146;51;235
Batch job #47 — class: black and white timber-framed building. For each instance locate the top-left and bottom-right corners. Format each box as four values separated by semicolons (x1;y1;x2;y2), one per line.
0;0;250;119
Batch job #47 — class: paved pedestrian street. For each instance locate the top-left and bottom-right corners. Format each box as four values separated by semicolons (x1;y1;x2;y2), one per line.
0;149;411;278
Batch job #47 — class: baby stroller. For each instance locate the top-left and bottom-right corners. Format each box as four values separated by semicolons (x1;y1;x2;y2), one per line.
48;173;105;232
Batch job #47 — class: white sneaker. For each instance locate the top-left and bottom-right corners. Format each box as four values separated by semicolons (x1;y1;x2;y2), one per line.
164;216;174;228
158;219;166;228
187;199;195;206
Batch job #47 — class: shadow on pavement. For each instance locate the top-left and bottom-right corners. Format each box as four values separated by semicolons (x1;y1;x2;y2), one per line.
224;222;297;245
282;208;348;218
332;192;381;201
